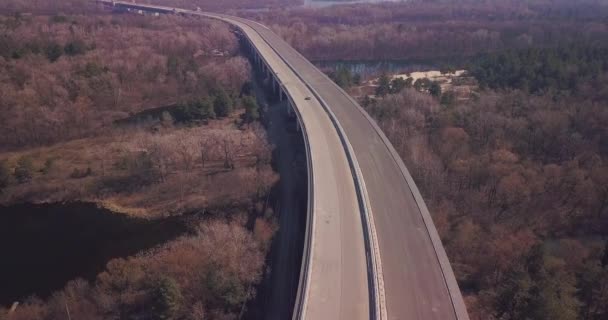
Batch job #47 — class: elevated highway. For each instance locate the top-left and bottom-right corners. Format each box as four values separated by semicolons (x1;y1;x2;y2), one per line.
97;2;470;320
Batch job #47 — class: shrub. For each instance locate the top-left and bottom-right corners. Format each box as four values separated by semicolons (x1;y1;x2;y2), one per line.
14;156;34;183
70;167;92;179
80;62;108;78
41;158;55;175
45;42;63;62
213;90;233;118
50;15;68;23
172;98;215;123
64;39;87;56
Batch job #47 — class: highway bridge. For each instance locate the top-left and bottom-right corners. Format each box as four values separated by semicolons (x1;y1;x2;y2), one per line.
97;2;470;319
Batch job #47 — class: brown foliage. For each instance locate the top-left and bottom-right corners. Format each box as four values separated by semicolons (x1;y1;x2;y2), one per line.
365;83;608;318
246;0;608;61
0;14;246;150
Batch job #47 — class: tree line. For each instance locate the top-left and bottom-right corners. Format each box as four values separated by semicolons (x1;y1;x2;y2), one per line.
471;44;608;94
245;0;608;62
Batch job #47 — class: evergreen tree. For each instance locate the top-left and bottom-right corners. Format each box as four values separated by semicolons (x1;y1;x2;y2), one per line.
331;66;354;88
242;95;259;122
214;90;233;117
429;81;442;97
45;42;63;62
390;77;407;94
376;73;391;96
150;277;183;320
64;39;87;56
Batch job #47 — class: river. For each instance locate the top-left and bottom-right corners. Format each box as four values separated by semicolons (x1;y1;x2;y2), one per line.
0;202;189;306
303;0;403;8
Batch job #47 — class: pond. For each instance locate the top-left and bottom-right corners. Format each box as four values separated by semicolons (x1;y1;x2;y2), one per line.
0;202;189;307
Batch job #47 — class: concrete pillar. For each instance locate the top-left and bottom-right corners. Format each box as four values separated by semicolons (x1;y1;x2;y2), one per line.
287;100;293;116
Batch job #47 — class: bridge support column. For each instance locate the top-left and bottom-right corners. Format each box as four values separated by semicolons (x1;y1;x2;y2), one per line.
246;40;253;55
287;100;293;116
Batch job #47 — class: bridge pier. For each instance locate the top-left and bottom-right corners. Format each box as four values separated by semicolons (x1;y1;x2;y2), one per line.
287;100;293;116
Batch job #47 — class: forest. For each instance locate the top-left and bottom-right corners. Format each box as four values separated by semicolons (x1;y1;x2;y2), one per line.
364;77;608;320
0;12;249;150
247;0;608;62
0;6;277;320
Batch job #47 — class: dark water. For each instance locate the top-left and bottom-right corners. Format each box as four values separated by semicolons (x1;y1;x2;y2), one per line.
0;202;189;306
303;0;399;8
313;58;468;78
313;59;428;77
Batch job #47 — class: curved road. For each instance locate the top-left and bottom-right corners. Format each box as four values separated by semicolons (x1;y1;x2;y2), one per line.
237;19;470;320
224;14;371;320
98;2;469;320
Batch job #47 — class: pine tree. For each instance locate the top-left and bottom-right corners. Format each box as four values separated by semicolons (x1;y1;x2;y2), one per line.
242;95;259;122
375;73;391;96
151;277;183;320
214;90;233;117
